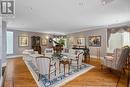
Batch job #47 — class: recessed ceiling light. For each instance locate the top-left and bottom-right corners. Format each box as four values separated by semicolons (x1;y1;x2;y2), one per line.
77;0;87;6
78;2;83;6
101;0;115;5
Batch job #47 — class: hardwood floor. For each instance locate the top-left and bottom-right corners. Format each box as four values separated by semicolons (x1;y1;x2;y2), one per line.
62;58;127;87
3;58;38;87
3;57;127;87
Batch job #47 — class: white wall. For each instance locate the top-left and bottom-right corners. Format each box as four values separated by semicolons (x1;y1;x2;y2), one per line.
67;28;107;58
7;29;53;55
2;21;7;63
0;21;7;87
0;17;2;86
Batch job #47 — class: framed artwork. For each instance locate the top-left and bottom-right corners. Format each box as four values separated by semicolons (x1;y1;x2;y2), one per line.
19;36;28;46
42;38;47;46
77;38;85;45
88;36;101;47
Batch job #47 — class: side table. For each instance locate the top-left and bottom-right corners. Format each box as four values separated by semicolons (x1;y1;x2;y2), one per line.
59;59;71;76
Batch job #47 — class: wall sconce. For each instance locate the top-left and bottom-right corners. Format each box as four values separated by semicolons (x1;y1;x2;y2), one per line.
45;35;49;39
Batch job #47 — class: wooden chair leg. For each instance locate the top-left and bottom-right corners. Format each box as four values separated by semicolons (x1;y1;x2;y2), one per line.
107;68;112;72
88;54;90;62
77;60;79;69
48;73;50;80
55;70;56;76
38;74;40;81
59;63;61;74
64;64;65;76
116;70;123;87
123;68;125;74
54;63;56;76
101;64;103;70
48;66;51;80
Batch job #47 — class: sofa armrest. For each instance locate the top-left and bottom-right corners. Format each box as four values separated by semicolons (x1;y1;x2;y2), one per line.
104;56;114;61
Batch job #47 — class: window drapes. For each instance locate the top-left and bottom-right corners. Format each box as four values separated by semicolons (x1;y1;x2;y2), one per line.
107;26;130;47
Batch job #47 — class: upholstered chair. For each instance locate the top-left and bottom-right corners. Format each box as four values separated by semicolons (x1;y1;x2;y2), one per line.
69;49;83;59
30;53;44;69
70;52;84;69
101;46;130;70
44;48;54;58
36;56;56;80
22;49;35;60
62;48;70;56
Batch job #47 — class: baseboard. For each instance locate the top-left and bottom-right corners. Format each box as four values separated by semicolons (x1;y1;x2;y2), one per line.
90;55;103;59
2;55;23;67
6;55;23;59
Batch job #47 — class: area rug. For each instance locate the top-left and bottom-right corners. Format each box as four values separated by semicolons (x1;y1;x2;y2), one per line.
24;59;94;87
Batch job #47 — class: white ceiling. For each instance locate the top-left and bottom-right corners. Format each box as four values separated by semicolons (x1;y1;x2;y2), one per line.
5;0;130;34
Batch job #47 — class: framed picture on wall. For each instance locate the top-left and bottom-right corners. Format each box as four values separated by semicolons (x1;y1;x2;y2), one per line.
77;38;85;45
42;38;47;46
88;36;101;47
19;36;29;46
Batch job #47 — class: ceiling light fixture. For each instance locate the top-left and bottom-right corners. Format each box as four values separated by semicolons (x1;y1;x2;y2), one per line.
101;0;115;5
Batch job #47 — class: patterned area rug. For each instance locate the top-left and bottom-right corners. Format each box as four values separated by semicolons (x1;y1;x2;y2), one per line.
24;60;94;87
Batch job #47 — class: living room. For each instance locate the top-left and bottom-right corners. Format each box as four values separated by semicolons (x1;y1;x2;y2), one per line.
0;0;130;87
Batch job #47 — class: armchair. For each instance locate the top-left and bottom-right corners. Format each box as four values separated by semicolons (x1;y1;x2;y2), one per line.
36;56;56;80
69;49;83;58
101;46;130;70
70;52;84;69
101;46;130;87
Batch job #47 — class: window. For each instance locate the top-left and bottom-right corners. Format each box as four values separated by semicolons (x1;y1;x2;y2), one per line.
6;31;13;54
122;32;130;46
107;32;130;53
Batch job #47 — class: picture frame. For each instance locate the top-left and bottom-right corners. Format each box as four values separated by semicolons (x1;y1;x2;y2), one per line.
88;36;101;47
19;36;29;46
42;38;47;46
77;38;85;45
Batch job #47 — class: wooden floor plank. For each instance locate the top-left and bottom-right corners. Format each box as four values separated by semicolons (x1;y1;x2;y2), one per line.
3;58;38;87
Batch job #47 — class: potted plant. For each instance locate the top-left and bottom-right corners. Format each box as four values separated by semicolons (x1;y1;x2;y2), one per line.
58;39;65;46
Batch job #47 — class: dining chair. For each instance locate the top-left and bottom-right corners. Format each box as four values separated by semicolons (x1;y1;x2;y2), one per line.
69;49;83;59
70;52;84;69
36;56;56;80
44;48;54;58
